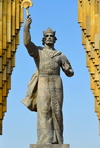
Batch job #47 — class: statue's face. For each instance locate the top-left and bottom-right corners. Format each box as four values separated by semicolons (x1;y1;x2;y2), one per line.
45;33;55;45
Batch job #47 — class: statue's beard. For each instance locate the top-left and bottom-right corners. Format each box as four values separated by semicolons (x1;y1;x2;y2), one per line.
45;40;54;45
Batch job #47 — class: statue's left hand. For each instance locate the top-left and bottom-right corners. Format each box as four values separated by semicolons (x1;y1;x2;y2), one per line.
24;16;32;29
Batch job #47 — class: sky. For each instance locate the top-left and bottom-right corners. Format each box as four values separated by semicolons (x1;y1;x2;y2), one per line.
0;1;100;148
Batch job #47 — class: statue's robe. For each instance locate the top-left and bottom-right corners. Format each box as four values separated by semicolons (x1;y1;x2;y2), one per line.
21;46;73;144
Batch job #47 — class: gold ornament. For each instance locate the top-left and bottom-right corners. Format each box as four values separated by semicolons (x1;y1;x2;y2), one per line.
21;0;33;16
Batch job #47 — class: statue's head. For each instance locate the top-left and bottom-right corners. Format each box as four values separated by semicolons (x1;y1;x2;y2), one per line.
42;27;57;45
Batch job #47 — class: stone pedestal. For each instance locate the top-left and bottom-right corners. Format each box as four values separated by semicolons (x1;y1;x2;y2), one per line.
30;144;70;148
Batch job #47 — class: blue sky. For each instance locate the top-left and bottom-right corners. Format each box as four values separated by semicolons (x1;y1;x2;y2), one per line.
0;1;100;148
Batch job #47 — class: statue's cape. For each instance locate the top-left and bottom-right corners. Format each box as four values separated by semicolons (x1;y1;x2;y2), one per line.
21;70;38;112
21;50;62;112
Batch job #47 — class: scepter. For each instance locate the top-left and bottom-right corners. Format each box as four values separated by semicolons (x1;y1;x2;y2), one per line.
21;0;33;17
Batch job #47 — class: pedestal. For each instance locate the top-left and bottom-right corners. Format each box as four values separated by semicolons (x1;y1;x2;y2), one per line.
30;144;70;148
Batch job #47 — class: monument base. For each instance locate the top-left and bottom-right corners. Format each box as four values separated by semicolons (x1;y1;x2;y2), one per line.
30;144;70;148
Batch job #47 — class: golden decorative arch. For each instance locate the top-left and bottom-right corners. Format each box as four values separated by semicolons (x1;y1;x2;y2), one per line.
0;0;24;135
1;0;99;135
78;0;100;134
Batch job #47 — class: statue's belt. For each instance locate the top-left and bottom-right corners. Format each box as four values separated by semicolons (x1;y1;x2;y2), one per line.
39;72;60;76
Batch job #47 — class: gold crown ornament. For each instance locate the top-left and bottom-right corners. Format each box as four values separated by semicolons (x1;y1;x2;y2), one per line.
21;0;33;16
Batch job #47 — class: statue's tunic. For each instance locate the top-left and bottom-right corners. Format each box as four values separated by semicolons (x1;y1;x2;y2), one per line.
22;46;73;144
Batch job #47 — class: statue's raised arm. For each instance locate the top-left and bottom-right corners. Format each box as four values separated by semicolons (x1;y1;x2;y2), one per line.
24;16;37;57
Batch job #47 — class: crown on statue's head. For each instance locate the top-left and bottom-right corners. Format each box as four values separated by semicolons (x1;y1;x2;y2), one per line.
43;27;56;36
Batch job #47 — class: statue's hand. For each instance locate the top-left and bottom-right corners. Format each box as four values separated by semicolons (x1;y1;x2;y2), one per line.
24;16;32;29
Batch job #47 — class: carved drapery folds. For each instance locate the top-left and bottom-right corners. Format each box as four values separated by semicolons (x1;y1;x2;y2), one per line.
0;0;24;135
78;0;100;134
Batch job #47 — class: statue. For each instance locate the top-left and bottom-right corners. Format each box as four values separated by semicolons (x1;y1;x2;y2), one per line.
21;16;74;144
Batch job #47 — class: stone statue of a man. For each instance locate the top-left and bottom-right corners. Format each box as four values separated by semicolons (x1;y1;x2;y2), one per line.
21;17;74;144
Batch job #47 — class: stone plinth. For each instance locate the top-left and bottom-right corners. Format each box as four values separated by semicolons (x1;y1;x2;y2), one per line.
30;144;70;148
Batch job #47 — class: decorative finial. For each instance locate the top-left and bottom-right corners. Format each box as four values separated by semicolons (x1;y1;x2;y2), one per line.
21;0;33;16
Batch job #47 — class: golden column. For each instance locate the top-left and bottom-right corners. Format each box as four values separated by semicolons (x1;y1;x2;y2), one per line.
0;0;24;135
78;0;100;134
